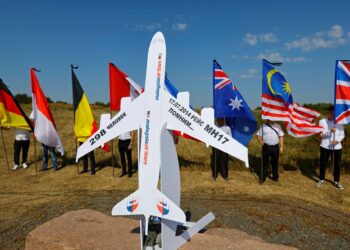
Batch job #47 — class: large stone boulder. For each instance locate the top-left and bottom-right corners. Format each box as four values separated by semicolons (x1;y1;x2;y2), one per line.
25;209;296;250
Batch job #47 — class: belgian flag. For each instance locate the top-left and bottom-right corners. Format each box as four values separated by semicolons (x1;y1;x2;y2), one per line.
0;79;33;131
72;68;98;143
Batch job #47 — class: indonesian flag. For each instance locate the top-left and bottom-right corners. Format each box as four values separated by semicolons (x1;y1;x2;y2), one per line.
30;69;64;155
109;63;143;111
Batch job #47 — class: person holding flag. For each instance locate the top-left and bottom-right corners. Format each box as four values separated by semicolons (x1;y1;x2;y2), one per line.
260;59;323;182
320;59;350;190
0;78;34;170
211;118;232;180
30;68;64;171
72;66;99;175
317;105;344;189
212;60;257;180
13;128;31;170
256;120;284;183
109;63;143;176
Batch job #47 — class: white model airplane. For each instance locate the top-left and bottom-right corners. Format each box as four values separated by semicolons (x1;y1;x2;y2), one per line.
76;32;248;234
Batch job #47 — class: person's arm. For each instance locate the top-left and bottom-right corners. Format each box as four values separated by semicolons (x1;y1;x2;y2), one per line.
256;126;264;145
128;131;134;150
333;125;345;145
279;136;284;153
320;120;330;139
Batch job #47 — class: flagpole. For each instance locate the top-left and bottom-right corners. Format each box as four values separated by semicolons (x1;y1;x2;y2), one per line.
0;127;10;171
34;137;38;174
260;123;264;184
71;65;80;175
110;110;115;177
332;130;335;178
212;60;217;181
214;147;217;181
260;59;264;184
75;139;79;174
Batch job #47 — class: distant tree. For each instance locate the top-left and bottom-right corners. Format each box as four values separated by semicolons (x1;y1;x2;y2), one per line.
56;100;67;104
46;97;53;103
94;101;108;107
303;103;332;113
14;93;31;104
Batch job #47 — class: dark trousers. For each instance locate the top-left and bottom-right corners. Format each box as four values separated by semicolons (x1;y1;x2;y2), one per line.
262;144;279;181
14;140;30;165
118;139;132;175
319;147;341;182
80;142;95;174
211;148;228;179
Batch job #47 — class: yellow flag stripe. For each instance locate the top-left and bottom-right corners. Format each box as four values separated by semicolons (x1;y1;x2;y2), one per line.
0;103;31;130
74;94;96;142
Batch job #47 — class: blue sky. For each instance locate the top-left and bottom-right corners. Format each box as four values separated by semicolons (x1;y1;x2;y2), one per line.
0;0;349;109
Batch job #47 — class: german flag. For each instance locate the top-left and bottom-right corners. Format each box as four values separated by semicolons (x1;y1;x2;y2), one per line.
0;79;33;131
72;68;98;143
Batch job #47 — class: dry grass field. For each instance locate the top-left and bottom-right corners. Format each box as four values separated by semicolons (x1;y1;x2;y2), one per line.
0;103;350;249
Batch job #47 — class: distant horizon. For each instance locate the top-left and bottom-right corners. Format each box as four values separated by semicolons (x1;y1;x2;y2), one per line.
12;91;333;112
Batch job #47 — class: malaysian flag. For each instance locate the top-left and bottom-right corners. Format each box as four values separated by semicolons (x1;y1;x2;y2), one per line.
262;59;323;137
334;60;350;124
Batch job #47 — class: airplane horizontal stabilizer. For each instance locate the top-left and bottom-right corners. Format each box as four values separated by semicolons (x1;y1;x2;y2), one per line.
112;189;186;224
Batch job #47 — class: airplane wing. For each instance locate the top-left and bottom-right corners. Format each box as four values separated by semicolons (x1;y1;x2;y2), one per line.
76;94;144;161
162;90;249;167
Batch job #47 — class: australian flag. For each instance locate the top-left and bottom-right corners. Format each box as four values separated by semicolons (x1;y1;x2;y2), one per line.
213;60;257;146
334;60;350;124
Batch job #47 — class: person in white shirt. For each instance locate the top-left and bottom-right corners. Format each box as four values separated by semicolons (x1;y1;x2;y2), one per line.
118;131;134;177
211;118;231;181
13;128;31;170
256;120;284;183
317;105;345;189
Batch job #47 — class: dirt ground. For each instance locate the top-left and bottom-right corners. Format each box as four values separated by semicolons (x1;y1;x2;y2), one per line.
0;164;349;250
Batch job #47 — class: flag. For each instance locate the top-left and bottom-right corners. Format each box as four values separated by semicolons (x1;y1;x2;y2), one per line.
109;63;143;111
165;74;179;98
213;60;257;146
334;60;350;124
30;69;64;155
262;59;323;137
72;68;98;143
0;79;33;130
165;74;198;141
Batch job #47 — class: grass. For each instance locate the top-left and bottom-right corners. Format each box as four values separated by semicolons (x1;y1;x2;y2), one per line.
0;103;350;216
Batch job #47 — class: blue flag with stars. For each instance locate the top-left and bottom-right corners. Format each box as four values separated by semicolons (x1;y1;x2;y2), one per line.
213;60;257;146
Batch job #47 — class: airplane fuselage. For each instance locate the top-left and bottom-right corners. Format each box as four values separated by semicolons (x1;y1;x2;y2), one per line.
138;37;166;192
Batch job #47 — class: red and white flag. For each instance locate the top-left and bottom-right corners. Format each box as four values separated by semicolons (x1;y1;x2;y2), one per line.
30;69;64;155
109;63;143;111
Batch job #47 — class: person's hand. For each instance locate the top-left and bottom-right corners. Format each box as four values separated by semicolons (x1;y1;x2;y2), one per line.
280;147;284;153
128;144;132;150
332;140;338;145
331;128;336;133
